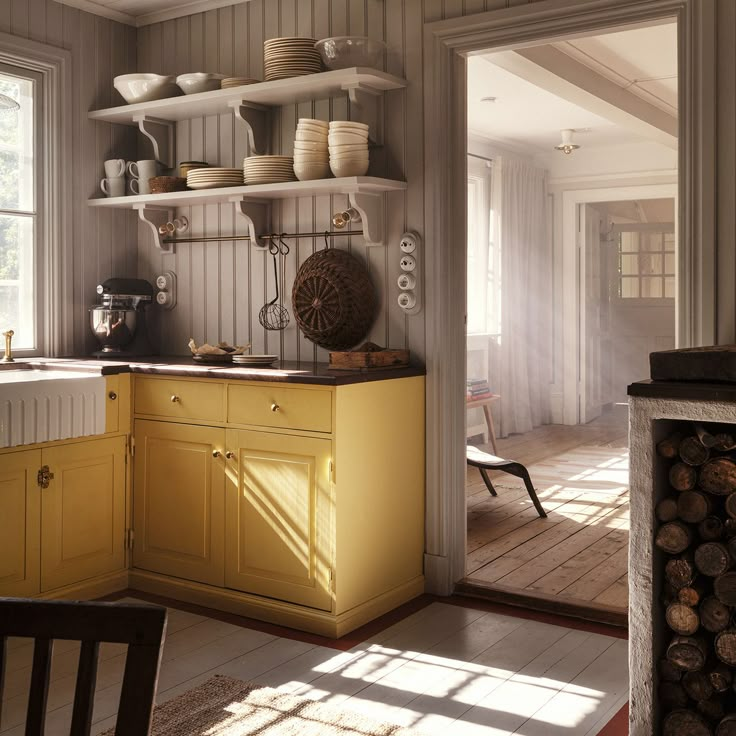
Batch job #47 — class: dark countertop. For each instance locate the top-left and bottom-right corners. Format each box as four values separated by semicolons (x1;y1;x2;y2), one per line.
628;379;736;402
6;356;425;386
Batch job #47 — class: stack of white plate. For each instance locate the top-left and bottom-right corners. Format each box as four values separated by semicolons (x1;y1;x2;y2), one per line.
293;118;329;181
221;77;260;89
232;354;278;367
328;121;370;177
186;167;244;190
264;37;322;81
243;155;296;185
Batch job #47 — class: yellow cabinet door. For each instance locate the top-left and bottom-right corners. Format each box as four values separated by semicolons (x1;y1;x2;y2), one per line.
225;429;333;611
133;420;225;586
40;437;126;592
0;449;41;596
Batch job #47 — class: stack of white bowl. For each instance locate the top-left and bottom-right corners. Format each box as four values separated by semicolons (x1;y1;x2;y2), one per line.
328;121;370;177
293;119;329;181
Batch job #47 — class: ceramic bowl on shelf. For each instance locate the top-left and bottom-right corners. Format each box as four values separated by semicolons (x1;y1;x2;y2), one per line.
315;37;386;70
294;152;329;163
329;120;370;134
176;73;227;94
330;158;369;178
113;73;181;104
294;161;331;181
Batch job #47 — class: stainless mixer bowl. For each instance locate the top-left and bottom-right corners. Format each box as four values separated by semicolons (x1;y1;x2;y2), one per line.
89;307;137;351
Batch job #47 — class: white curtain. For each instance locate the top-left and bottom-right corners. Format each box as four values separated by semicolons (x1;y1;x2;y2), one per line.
496;156;552;436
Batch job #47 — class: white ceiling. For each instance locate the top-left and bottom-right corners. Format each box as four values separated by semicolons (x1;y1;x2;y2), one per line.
467;22;677;154
52;0;252;27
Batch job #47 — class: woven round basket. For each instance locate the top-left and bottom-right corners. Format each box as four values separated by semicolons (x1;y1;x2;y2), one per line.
291;247;376;350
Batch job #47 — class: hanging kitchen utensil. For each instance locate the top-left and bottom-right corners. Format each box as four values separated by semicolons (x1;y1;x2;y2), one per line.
259;239;290;331
291;236;376;350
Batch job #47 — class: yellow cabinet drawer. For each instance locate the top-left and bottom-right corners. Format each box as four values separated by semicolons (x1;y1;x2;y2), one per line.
228;384;332;433
135;377;225;423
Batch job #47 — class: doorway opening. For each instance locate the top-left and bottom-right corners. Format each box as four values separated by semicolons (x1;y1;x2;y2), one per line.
463;21;678;623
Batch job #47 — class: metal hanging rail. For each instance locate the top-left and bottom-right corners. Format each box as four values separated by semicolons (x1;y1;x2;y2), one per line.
162;229;365;245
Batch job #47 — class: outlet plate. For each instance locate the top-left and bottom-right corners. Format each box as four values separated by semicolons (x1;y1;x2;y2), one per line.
397;231;422;315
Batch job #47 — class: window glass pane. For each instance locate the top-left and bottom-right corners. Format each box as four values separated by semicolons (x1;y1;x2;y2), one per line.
0;73;34;212
641;277;663;298
620;232;638;252
0;214;34;348
664;277;675;298
620;254;638;275
620;277;639;298
665;253;676;274
641;253;663;275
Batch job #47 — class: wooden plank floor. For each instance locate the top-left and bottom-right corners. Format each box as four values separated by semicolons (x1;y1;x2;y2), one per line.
0;597;628;736
465;407;630;615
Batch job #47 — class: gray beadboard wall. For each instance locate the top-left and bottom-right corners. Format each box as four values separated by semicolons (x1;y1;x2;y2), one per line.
0;0;138;355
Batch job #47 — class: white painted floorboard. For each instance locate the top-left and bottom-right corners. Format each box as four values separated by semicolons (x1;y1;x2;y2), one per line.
1;599;627;736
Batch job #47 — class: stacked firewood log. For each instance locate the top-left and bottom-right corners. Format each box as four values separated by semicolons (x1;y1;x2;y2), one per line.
656;424;736;736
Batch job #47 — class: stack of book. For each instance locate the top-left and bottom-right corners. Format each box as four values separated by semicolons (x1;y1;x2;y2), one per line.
467;378;492;401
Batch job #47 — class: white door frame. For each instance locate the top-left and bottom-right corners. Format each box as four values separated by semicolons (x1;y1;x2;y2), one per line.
562;183;678;425
423;0;713;595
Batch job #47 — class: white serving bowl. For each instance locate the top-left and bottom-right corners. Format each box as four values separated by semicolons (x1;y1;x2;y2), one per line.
315;37;386;70
329;120;370;133
296;126;328;138
293;140;328;151
298;118;328;128
176;73;227;94
328;132;369;146
295;130;329;142
328;143;369;153
330;158;369;177
294;162;331;181
294;153;330;163
114;73;181;103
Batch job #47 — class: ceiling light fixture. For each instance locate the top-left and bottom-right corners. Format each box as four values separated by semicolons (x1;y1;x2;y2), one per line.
554;128;580;155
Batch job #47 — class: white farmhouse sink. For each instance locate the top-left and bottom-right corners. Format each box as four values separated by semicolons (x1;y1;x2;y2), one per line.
0;366;106;448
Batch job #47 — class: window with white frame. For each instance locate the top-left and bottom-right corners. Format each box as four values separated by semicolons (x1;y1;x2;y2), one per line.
0;63;38;351
467;156;501;336
617;229;676;299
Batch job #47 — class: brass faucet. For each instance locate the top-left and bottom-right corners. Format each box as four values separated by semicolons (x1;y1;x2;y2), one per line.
2;330;14;363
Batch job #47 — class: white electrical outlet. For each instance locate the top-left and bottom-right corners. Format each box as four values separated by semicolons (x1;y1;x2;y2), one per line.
399;255;416;272
397;292;417;309
155;270;177;310
400;233;418;254
397;273;416;290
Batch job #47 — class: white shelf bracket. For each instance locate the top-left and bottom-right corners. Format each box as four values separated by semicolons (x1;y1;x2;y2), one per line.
342;82;384;145
229;101;270;156
133;115;175;169
231;197;271;249
135;204;175;253
348;191;386;247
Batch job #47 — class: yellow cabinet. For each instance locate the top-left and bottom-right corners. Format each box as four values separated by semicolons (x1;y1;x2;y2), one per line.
40;436;126;592
0;449;41;596
133;420;225;586
224;429;333;611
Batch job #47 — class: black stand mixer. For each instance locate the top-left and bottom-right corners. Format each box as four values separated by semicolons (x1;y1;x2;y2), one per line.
90;278;155;357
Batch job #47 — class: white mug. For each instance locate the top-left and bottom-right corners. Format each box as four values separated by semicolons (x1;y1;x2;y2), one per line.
103;158;126;178
100;177;126;198
127;159;159;182
129;177;151;195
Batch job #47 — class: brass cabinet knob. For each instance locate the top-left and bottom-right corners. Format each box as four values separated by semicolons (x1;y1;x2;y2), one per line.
271;403;280;412
108;391;117;401
212;450;221;458
225;451;235;459
170;395;180;403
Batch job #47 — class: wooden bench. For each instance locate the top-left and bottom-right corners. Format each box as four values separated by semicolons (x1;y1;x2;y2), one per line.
467;445;547;518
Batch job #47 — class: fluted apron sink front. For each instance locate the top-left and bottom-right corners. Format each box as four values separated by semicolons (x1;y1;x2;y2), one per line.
0;365;106;448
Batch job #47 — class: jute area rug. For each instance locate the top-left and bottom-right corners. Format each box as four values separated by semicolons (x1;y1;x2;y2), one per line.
115;675;424;736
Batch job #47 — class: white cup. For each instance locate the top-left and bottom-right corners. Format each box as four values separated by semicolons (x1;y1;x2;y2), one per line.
103;158;126;178
129;177;151;195
100;176;126;198
127;159;159;182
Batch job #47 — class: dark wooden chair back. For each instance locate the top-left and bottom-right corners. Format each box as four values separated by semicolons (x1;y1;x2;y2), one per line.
0;598;167;736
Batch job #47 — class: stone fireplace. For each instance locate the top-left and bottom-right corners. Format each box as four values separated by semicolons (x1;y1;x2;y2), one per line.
629;381;736;735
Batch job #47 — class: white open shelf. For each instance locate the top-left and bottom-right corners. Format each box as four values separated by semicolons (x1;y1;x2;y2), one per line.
88;68;406;124
88;177;407;251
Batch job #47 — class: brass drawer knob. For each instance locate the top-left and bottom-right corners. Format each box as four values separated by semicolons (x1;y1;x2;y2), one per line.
212;450;221;458
225;451;234;459
170;395;180;403
108;391;117;401
271;403;280;412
